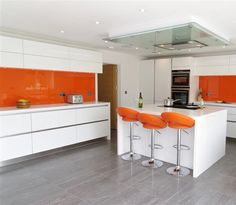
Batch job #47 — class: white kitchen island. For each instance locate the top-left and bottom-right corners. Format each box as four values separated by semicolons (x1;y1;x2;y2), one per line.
117;104;227;178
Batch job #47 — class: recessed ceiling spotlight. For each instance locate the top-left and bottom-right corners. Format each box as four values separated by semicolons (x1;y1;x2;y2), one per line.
95;21;100;25
104;40;108;43
196;44;201;47
108;46;114;49
188;41;194;44
135;47;139;50
160;44;165;47
60;30;65;34
158;52;161;54
169;47;175;50
139;8;145;12
188;49;191;52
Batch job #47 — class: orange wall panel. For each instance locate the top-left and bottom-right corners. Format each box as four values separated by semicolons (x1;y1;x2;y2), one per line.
0;68;95;107
199;76;236;102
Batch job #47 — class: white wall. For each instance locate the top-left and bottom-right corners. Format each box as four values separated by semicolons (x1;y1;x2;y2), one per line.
101;50;140;107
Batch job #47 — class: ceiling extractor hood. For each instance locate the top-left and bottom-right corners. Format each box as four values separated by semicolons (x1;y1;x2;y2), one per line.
105;22;230;52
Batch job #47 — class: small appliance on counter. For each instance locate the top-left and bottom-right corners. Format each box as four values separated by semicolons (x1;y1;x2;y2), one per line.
66;95;83;104
16;99;31;109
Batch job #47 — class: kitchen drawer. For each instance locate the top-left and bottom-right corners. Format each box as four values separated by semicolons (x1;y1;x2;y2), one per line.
227;114;236;122
32;109;76;131
0;114;31;137
77;121;109;143
227;121;236;138
0;133;32;161
32;126;77;153
76;106;109;124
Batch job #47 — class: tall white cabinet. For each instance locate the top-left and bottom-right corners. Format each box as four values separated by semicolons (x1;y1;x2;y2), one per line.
139;59;171;104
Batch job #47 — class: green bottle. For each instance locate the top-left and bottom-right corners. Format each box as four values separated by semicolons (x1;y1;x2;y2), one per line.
138;92;143;108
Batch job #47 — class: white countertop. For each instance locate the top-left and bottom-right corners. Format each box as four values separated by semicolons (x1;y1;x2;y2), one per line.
131;104;226;119
0;101;109;115
204;101;236;108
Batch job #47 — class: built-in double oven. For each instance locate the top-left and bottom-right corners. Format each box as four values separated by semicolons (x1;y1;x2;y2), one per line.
171;70;190;105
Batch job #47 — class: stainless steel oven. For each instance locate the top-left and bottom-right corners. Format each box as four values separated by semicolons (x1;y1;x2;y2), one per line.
172;70;190;88
171;88;189;105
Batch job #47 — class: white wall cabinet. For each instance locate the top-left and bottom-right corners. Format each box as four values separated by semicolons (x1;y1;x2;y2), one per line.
23;40;69;59
0;52;24;68
0;36;23;53
24;54;70;71
32;126;77;153
194;55;230;76
139;60;155;104
0;35;103;73
172;57;194;71
31;109;76;131
155;59;172;103
0;134;32;161
77;121;109;143
229;55;236;75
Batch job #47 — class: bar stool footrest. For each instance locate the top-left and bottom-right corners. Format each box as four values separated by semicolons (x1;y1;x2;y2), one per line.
173;144;190;150
132;135;141;140
148;144;163;149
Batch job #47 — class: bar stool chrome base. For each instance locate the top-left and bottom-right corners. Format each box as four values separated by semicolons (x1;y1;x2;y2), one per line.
121;152;141;161
166;166;190;177
142;159;163;168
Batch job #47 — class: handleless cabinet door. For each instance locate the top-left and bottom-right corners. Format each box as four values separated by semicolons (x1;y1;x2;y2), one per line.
31;109;76;131
172;57;194;70
0;36;23;53
70;60;102;73
77;121;109;143
76;106;109;124
0;52;24;68
69;48;102;62
0;114;31;137
0;134;32;161
32;126;77;153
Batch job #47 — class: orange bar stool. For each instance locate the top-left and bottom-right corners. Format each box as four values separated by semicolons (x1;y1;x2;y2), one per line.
138;113;167;168
161;112;195;177
117;107;141;161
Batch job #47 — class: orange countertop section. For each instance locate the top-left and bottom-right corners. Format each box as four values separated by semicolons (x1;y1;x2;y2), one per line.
0;68;95;107
199;76;236;103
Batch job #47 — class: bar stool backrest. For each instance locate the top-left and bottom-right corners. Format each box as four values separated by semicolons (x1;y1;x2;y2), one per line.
161;112;195;129
138;113;167;129
116;107;139;122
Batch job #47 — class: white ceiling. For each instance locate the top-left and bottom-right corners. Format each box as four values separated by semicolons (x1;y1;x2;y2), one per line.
1;0;236;57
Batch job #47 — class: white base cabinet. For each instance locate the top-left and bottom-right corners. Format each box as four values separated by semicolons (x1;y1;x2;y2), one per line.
32;127;77;153
0;134;32;161
77;121;109;143
0;103;110;162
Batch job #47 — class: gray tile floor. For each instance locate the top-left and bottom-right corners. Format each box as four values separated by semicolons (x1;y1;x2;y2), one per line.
1;131;236;205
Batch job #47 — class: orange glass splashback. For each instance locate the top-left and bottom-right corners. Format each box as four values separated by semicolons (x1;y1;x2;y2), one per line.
199;76;236;102
0;68;95;107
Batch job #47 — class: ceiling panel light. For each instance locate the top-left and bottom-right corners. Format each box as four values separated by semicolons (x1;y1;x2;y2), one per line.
60;30;65;33
104;40;108;43
95;21;100;25
135;47;139;50
108;46;114;49
139;8;145;12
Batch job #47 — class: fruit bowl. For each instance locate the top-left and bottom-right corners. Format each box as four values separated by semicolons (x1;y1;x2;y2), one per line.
16;99;31;109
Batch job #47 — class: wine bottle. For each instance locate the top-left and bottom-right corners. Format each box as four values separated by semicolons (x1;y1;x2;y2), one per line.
138;92;143;108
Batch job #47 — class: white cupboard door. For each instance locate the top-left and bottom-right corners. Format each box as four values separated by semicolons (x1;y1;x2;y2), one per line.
155;59;172;103
0;114;31;137
76;106;109;124
69;48;102;63
229;55;236;75
0;36;23;53
139;60;155;104
0;52;24;68
77;121;109;143
32;109;76;131
23;40;69;59
24;55;70;71
70;60;102;73
32;127;77;153
172;57;194;70
0;134;32;161
227;121;236;138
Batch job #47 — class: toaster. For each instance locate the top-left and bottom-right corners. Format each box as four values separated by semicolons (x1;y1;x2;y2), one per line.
67;95;83;104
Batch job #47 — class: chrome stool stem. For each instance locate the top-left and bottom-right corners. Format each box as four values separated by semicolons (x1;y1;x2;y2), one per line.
121;122;141;161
